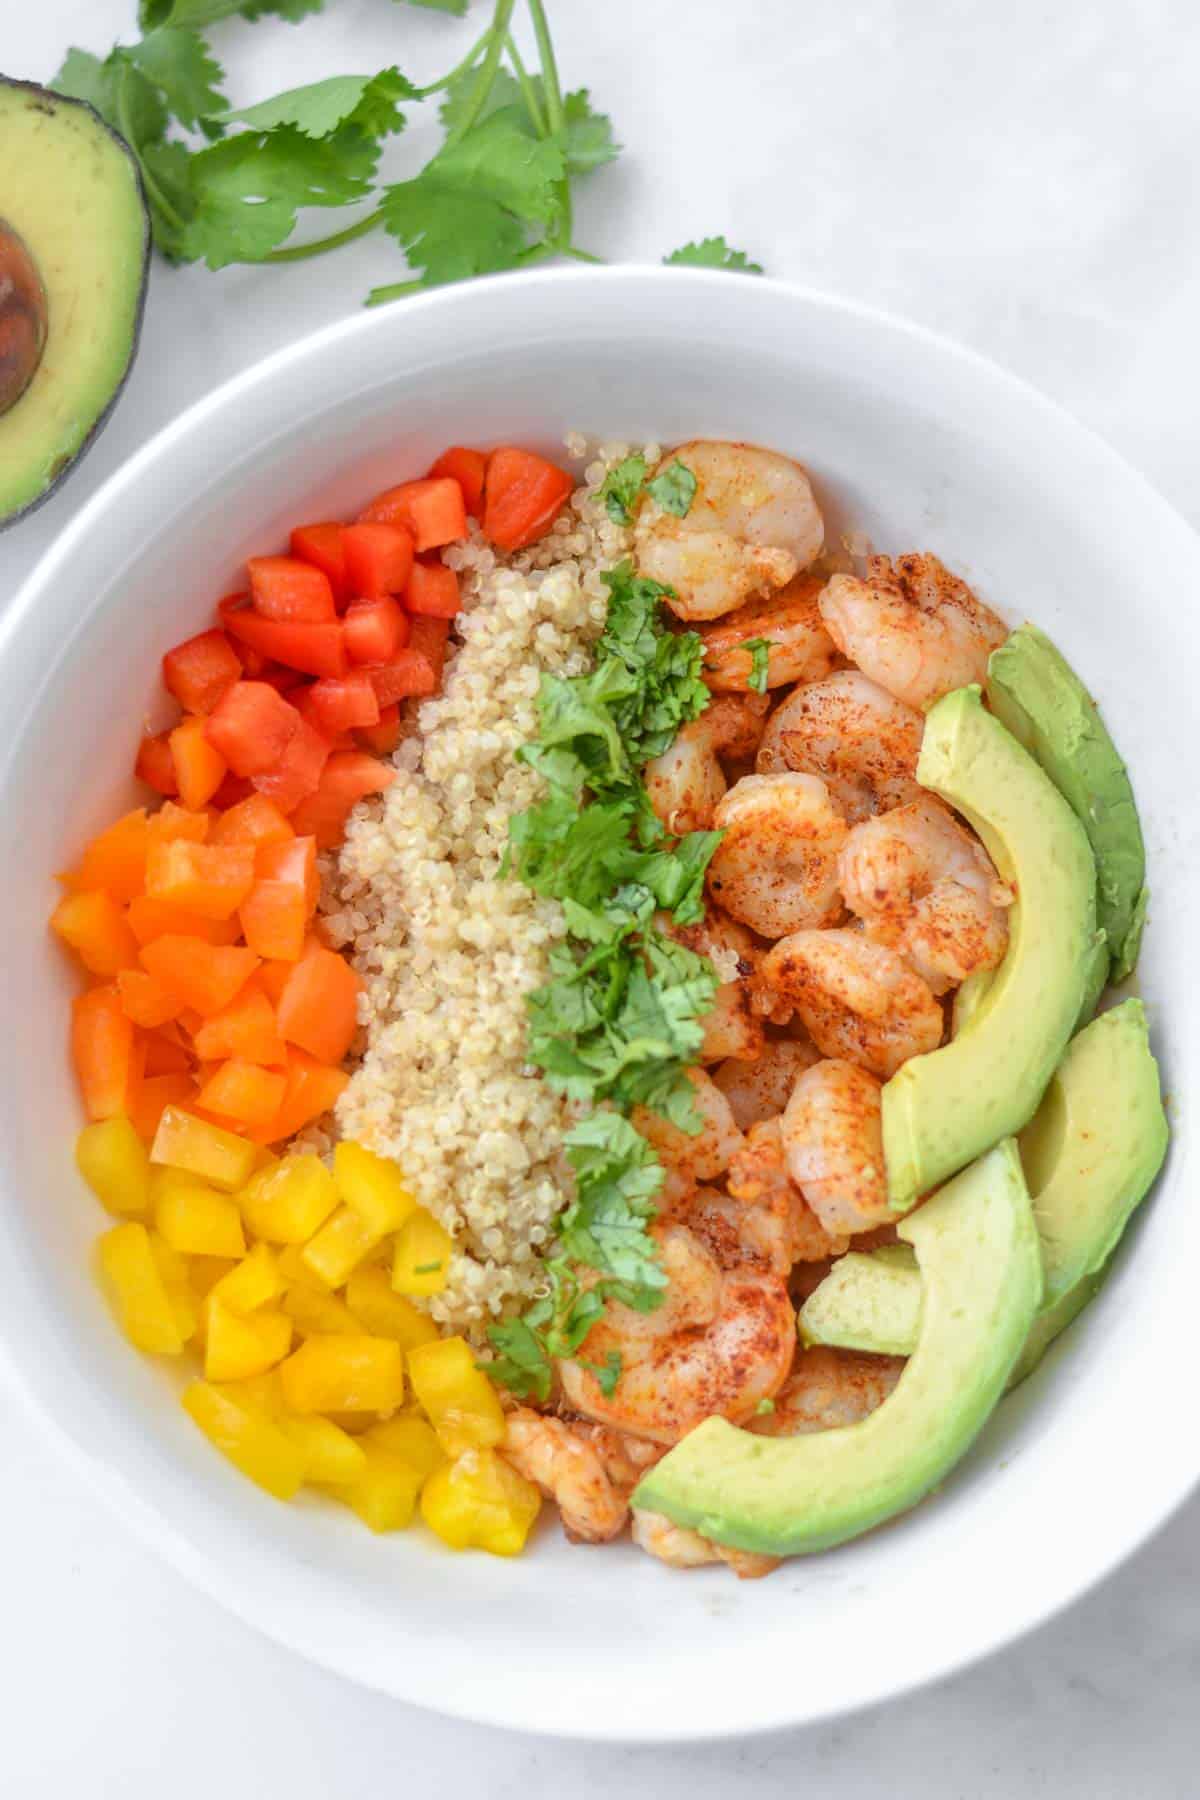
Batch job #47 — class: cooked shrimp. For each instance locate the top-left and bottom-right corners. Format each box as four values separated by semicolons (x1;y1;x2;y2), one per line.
502;1410;630;1542
631;1508;780;1580
644;691;770;835
665;908;764;1063
819;553;1007;710
698;573;836;693
636;441;824;622
559;1220;795;1444
781;1058;892;1235
748;1346;905;1436
633;1067;745;1184
707;772;847;938
838;795;1013;994
725;1118;851;1263
761;927;943;1078
756;670;925;822
712;1036;820;1130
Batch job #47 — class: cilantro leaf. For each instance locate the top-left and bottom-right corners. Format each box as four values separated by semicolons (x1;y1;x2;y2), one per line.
127;27;226;132
182;125;380;267
561;89;619;176
578;1350;623;1396
664;235;765;275
485;1317;553;1401
439;72;617;182
397;0;469;11
739;636;772;695
214;68;414;139
645;458;697;518
54;46;168;147
139;0;323;23
599;453;646;525
558;1113;666;1289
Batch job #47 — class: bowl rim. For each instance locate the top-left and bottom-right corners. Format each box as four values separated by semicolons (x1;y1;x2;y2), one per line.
1;262;1196;1742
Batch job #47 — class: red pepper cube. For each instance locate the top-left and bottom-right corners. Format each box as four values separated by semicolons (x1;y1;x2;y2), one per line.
135;730;179;797
205;682;302;778
483;447;574;551
364;652;439;708
289;523;349;608
407;615;451;687
359;478;467;552
405;559;459;620
223;606;348;681
290;752;396;850
251;719;332;815
247;555;337;623
426;447;487;518
343;595;409;666
303;673;381;737
341;522;415;602
357;704;402;756
162;629;242;715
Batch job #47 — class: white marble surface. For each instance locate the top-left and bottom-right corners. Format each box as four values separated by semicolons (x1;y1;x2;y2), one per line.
3;0;1199;1790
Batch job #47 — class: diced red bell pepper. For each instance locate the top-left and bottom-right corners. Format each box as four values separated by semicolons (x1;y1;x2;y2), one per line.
250;718;331;814
343;595;409;666
204;681;302;778
341;522;415;601
302;672;381;736
289;523;349;608
357;703;402;756
135;731;179;798
289;751;396;850
364;652;439;708
169;715;227;811
141;1026;191;1076
359;477;467;552
257;836;318;912
210;772;256;811
162;630;242;715
483;447;574;551
408;615;451;687
427;446;487;518
405;558;459;619
223;604;348;680
247;555;337;623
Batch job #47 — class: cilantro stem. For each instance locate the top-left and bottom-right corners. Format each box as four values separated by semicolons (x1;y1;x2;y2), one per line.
443;0;517;148
412;22;496;99
565;246;604;264
525;0;570;249
263;206;384;265
118;73;184;236
504;31;548;135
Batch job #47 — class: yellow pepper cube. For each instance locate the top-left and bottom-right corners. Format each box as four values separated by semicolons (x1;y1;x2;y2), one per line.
420;1449;541;1556
301;1204;381;1287
189;1255;239;1300
204;1297;292;1382
344;1266;439;1352
274;1243;332;1292
182;1380;305;1500
391;1207;454;1298
239;1154;339;1244
407;1336;505;1456
333;1141;418;1236
149;1232;199;1346
75;1117;151;1217
156;1176;246;1259
151;1106;258;1192
217;1370;285;1417
96;1222;187;1355
278;1334;405;1415
210;1243;284;1314
278;1413;368;1485
281;1284;361;1338
365;1415;445;1485
333;1443;424;1532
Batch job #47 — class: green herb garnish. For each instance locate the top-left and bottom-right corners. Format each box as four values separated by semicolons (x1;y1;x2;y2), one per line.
663;235;765;274
599;453;647;526
739;636;772;695
645;459;697;517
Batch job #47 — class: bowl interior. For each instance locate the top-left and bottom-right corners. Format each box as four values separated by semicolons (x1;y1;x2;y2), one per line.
0;270;1194;1740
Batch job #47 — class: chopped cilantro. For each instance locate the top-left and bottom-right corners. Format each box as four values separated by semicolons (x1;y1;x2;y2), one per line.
739;636;772;695
754;1397;776;1416
599;453;647;525
646;459;697;517
664;235;765;274
578;1350;623;1397
413;1261;443;1274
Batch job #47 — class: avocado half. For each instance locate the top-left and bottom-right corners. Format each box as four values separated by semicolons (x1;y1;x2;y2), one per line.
882;685;1097;1211
634;1140;1042;1556
0;78;150;529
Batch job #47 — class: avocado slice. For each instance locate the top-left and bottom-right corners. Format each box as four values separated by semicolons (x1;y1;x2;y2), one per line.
882;686;1097;1211
0;79;149;529
801;999;1168;1383
989;625;1148;981
633;1139;1041;1556
953;927;1109;1041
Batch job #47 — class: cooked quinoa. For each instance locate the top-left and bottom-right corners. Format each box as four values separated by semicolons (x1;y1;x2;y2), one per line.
323;442;658;1338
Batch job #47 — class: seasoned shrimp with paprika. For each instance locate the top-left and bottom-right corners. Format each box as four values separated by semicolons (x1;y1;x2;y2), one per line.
756;668;925;820
707;772;847;939
699;573;836;693
819;553;1006;710
761;927;943;1079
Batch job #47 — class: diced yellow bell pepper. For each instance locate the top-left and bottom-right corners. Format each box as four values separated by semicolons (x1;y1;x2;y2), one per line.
274;1243;332;1292
391;1206;454;1298
407;1336;505;1456
151;1106;258;1192
344;1266;439;1351
204;1297;292;1382
210;1243;284;1314
280;1284;361;1338
156;1175;246;1258
332;1141;418;1236
420;1449;541;1556
239;1153;338;1243
182;1380;305;1500
302;1204;381;1287
325;1411;382;1435
189;1255;239;1299
331;1442;423;1532
365;1414;444;1485
75;1117;151;1217
96;1222;187;1355
277;1413;368;1485
278;1334;405;1415
149;1232;199;1345
217;1370;285;1417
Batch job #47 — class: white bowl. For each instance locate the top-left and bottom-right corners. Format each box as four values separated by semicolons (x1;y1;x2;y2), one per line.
0;268;1194;1742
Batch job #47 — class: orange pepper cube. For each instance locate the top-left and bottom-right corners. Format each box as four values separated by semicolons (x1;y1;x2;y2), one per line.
239;879;308;962
278;1334;405;1415
276;945;362;1065
116;969;182;1029
196;1060;287;1129
192;984;286;1066
147;802;210;846
210;793;294;854
68;808;149;902
51;889;139;977
72;986;135;1121
145;839;255;921
182;1380;305;1499
169;715;228;811
139;937;259;1017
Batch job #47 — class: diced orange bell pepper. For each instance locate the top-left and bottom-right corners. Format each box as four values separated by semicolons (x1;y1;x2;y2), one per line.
426;446;487;517
141;1026;191;1075
135;731;179;797
68;808;149;901
192;983;286;1066
182;1380;306;1499
249;1048;349;1144
359;477;466;551
405;559;459;619
51;889;140;977
162;629;242;715
139;936;259;1017
257;835;318;911
256;961;292;1007
196;1059;287;1128
276;942;362;1064
72;986;135;1121
239;880;307;962
129;1072;196;1143
117;968;183;1029
289;750;395;850
145;838;256;921
278;1334;405;1415
127;895;241;948
169;714;228;811
146;801;210;846
210;793;294;855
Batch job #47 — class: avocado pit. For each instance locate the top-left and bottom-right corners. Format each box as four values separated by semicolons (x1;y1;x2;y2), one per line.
0;219;47;416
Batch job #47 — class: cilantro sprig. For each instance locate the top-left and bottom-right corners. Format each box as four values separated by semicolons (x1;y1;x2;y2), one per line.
739;636;772;694
52;2;764;299
599;453;697;527
486;560;723;1399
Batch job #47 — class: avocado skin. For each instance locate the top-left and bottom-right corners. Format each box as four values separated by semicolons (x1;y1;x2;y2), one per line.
0;79;150;530
989;625;1148;981
632;1141;1041;1557
883;686;1097;1211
